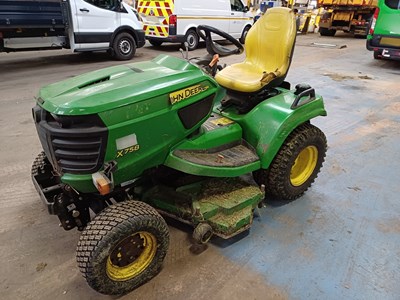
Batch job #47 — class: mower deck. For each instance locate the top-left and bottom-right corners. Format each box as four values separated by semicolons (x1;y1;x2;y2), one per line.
142;177;264;239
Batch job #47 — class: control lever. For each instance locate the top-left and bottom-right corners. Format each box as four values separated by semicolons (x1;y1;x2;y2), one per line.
179;48;185;59
208;54;219;68
208;54;220;76
179;42;189;60
184;42;189;59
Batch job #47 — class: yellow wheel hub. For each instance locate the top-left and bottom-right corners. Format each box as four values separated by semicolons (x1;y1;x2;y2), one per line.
290;146;318;187
106;231;157;282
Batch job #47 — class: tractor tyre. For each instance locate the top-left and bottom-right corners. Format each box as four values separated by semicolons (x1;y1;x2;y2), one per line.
239;26;251;44
193;223;213;244
76;201;169;295
31;151;47;176
182;29;199;51
112;32;136;61
253;123;327;201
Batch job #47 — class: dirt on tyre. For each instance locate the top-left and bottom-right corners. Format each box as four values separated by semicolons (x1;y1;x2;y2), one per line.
193;222;213;244
76;200;169;295
112;32;136;60
254;123;327;201
183;29;199;51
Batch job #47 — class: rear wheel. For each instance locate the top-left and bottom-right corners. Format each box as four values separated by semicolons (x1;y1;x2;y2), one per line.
374;50;382;59
182;29;199;51
253;123;327;201
112;32;136;61
319;28;336;37
76;201;169;295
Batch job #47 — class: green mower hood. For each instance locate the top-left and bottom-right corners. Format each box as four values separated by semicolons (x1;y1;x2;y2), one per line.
37;55;209;115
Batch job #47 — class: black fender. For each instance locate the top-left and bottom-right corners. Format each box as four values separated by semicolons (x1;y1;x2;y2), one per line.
110;26;146;49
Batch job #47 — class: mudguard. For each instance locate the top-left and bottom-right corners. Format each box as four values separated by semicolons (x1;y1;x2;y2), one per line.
220;87;327;169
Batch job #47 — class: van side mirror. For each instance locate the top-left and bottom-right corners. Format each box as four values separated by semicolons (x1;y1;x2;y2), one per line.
243;6;249;12
117;0;123;10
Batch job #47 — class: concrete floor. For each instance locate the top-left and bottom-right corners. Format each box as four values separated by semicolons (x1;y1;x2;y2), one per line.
0;33;399;300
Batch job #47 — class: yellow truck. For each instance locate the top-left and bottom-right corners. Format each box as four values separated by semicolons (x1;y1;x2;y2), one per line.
318;0;378;37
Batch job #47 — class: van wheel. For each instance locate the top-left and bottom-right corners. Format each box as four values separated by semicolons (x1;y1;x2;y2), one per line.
113;32;136;61
373;50;382;59
239;26;251;44
183;29;199;51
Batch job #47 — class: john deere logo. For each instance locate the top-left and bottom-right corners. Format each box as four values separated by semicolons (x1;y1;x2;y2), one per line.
169;84;210;105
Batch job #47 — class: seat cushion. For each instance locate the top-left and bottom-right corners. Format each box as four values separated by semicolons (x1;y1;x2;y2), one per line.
215;62;267;93
215;7;296;93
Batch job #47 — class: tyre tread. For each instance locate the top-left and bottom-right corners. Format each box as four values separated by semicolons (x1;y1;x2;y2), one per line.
255;123;327;201
76;201;169;295
31;151;46;176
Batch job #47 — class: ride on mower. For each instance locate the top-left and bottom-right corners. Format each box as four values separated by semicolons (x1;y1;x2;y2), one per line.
31;7;327;295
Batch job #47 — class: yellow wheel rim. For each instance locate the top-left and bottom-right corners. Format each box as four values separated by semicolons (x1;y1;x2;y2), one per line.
290;146;318;187
106;231;157;282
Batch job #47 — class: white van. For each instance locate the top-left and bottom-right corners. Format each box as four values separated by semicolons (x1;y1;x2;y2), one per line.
137;0;253;50
1;0;145;60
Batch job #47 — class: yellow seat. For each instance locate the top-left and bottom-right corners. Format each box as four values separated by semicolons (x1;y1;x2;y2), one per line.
215;7;296;93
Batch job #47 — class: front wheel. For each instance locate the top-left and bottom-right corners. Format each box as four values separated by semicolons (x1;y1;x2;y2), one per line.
112;32;136;60
76;201;169;295
253;123;327;201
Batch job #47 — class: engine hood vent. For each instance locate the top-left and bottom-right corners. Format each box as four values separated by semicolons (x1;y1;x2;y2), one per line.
79;76;110;89
37;55;209;115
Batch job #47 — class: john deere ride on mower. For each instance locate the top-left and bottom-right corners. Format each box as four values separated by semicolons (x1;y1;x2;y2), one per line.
31;7;327;295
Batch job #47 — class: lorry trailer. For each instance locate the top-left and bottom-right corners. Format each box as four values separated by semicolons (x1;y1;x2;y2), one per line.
318;0;377;37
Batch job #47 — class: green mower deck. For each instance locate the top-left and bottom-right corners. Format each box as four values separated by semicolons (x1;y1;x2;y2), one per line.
142;177;264;239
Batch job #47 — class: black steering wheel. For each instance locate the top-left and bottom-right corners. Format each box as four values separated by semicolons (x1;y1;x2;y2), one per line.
197;25;244;57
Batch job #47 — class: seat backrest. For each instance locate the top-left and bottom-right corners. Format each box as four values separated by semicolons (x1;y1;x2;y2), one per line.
245;7;296;77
